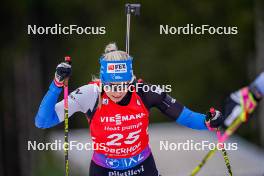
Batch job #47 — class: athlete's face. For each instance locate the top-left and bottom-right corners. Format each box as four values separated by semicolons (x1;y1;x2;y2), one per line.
104;82;129;103
106;91;127;103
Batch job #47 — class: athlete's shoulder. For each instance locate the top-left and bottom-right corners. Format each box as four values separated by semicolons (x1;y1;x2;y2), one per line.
69;83;99;112
71;84;99;97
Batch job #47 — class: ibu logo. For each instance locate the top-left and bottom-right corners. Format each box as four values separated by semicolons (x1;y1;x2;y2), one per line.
105;158;120;169
107;63;127;73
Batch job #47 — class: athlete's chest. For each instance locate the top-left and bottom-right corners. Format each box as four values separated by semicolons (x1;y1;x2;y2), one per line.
92;92;149;126
89;91;150;158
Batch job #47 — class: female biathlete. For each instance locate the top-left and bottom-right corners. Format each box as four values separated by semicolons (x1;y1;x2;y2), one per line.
35;43;226;176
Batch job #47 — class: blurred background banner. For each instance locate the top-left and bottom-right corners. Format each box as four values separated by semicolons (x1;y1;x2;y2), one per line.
0;0;263;175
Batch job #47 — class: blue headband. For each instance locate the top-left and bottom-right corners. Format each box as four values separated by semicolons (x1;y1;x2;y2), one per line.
100;56;133;84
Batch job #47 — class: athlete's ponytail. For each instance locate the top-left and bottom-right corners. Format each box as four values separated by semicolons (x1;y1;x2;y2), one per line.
103;42;129;61
104;43;118;53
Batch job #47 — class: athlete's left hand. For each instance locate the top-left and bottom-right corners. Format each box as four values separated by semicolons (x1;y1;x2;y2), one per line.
205;108;225;130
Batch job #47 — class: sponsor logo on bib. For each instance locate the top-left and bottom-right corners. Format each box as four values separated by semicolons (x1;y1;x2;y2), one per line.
101;113;145;125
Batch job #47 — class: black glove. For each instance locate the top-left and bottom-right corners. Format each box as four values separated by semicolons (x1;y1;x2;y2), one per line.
206;108;225;129
54;62;72;87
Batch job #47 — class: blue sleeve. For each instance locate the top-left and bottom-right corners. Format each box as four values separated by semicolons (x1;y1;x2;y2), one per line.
176;107;208;130
35;81;62;128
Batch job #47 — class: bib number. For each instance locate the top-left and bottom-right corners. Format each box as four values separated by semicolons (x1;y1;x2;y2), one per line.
106;129;141;146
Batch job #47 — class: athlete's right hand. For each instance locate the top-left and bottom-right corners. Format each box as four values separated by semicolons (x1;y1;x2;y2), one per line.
205;108;224;130
54;62;72;87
